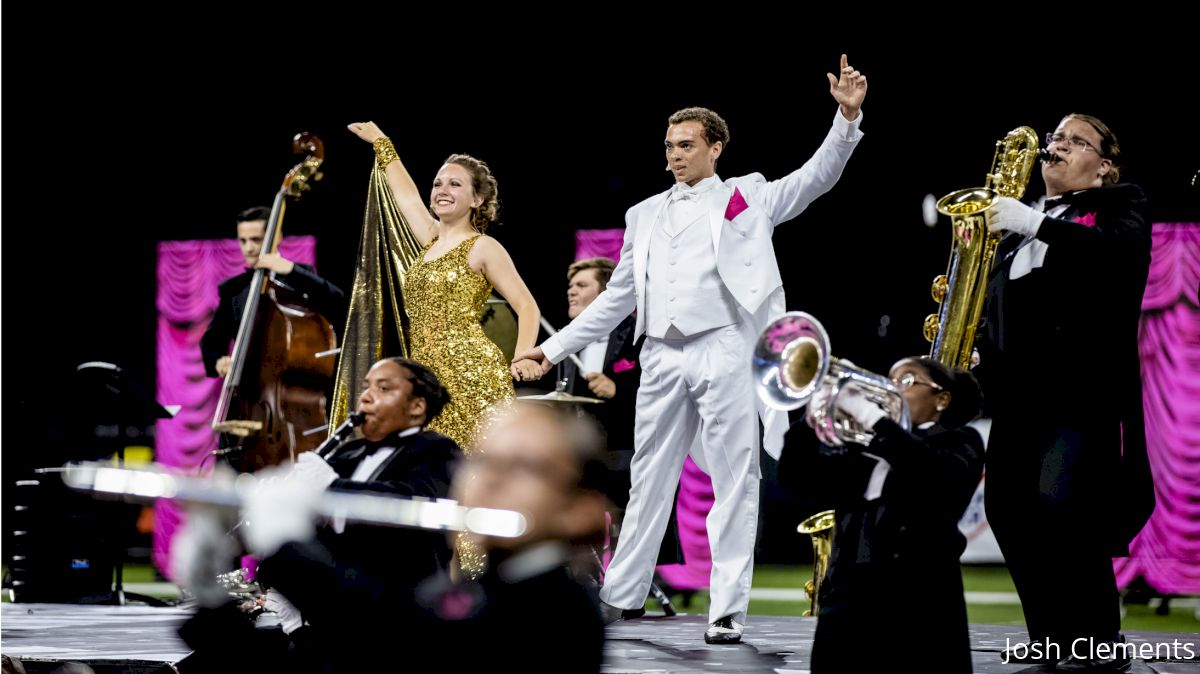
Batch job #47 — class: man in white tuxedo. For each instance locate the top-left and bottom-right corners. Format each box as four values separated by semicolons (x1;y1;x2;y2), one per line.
514;54;868;644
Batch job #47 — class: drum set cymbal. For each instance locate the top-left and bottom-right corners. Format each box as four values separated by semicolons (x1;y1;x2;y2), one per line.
516;390;604;405
480;294;518;362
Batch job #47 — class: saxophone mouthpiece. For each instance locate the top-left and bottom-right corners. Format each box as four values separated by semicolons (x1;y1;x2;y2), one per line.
1038;148;1062;164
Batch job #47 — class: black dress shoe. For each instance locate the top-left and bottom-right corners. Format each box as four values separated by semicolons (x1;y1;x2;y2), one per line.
599;601;645;625
1056;635;1133;672
704;615;744;644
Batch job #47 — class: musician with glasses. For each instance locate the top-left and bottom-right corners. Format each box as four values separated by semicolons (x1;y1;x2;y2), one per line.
410;403;610;671
978;113;1154;671
187;404;611;674
777;356;984;674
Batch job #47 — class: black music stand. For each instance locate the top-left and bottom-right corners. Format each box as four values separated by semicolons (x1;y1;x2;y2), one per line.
73;362;176;605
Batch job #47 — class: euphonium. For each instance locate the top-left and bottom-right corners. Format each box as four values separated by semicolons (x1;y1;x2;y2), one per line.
924;127;1041;368
753;311;910;446
798;509;836;617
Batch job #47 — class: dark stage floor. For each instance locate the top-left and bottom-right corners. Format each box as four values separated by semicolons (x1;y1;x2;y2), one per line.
1;603;193;673
603;614;1200;673
3;604;1198;673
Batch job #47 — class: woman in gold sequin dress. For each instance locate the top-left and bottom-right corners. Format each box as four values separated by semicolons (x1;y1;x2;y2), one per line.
347;122;543;451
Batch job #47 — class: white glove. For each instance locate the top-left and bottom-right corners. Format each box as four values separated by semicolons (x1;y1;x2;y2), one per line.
988;196;1045;238
835;385;887;429
242;465;322;558
263;588;305;634
170;508;237;607
293;451;339;490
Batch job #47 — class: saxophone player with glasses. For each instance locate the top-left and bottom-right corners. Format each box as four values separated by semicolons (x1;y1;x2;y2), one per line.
775;342;984;673
978;114;1154;672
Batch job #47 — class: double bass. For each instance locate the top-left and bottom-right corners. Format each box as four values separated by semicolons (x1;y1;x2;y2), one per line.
211;133;338;472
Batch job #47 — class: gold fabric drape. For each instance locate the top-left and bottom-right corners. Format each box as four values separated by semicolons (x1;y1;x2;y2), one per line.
328;168;423;428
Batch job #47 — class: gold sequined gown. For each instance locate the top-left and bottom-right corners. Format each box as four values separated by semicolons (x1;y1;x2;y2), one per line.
404;235;514;451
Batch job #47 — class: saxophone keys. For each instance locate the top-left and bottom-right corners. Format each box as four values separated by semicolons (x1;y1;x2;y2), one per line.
931;275;948;303
923;314;941;342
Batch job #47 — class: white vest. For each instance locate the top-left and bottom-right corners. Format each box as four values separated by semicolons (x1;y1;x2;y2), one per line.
645;207;740;338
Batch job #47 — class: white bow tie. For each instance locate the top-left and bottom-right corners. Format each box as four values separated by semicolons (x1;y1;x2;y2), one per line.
670;187;701;203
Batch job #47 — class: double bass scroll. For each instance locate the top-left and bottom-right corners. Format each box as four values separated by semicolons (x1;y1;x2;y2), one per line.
211;133;337;472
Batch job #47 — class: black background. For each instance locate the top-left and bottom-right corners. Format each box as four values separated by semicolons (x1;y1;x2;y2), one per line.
4;19;1196;565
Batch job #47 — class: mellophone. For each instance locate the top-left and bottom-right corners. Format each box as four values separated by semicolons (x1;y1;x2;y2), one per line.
43;461;527;538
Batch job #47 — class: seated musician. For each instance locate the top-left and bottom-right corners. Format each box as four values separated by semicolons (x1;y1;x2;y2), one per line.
412;403;609;672
550;258;642;500
199;206;345;379
177;358;460;673
537;257;683;581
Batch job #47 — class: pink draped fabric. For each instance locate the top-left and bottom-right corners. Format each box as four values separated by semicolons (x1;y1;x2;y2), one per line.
153;237;316;580
574;228;715;590
575;229;627;264
1114;223;1200;594
655;458;716;590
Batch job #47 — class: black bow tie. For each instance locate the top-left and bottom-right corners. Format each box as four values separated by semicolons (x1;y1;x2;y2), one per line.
1044;191;1083;209
359;442;390;457
360;431;417;456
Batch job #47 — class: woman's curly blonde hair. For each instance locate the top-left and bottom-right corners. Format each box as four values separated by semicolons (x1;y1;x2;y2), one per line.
438;153;499;232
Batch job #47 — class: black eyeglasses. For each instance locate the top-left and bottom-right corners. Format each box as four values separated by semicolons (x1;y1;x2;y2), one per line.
892;372;944;392
1045;132;1101;155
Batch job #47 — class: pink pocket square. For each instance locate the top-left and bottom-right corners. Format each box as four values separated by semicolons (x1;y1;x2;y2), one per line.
1073;212;1097;227
613;358;637;374
725;187;749;221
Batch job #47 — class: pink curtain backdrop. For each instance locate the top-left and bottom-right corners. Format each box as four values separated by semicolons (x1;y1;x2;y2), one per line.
153;236;316;580
1114;223;1200;594
575;229;715;590
575;229;627;263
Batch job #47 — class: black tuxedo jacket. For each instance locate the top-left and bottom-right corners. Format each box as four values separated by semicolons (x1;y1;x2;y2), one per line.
778;420;983;674
200;264;345;377
554;315;643;454
413;550;605;673
978;183;1154;554
256;430;461;642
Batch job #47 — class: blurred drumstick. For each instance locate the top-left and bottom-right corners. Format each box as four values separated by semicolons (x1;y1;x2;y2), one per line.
538;317;587;371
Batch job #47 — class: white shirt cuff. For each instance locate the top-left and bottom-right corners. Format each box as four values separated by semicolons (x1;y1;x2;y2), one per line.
542;334;567;364
833;108;864;141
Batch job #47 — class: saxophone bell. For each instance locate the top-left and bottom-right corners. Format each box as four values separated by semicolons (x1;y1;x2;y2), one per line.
798;509;836;617
928;126;1041;369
